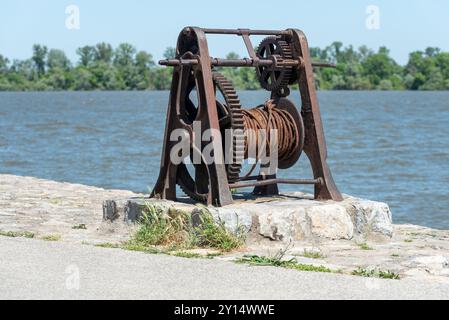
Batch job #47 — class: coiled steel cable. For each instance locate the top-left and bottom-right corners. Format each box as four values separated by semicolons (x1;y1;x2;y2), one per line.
241;100;301;174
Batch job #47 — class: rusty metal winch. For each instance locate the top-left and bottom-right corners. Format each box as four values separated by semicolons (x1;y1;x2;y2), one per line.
151;27;343;206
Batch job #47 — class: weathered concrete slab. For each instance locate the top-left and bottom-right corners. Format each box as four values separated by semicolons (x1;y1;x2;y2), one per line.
0;174;140;244
103;192;393;242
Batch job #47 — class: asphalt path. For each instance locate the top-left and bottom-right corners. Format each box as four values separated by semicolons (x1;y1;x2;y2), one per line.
1;237;448;300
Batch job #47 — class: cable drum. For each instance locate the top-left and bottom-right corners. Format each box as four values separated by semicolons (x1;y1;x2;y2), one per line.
241;98;305;170
211;71;304;172
176;72;305;202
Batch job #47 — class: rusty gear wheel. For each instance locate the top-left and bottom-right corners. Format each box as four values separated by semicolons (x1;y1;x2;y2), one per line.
177;72;244;202
212;72;245;183
256;37;294;92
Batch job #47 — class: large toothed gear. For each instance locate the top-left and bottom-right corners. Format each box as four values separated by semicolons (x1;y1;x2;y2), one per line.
177;72;244;202
212;72;245;183
256;37;294;92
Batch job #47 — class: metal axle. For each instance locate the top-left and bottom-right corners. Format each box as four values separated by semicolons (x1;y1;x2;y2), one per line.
201;28;292;36
159;58;335;68
229;178;323;189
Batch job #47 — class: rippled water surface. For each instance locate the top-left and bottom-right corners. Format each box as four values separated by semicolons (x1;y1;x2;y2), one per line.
1;91;448;229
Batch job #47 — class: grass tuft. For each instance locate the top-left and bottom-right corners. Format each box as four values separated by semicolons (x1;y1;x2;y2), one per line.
94;243;222;260
126;204;246;252
95;242;121;249
95;242;162;254
236;255;335;274
391;253;400;257
131;205;193;247
352;267;400;280
301;249;325;259
193;209;246;252
172;252;202;259
357;243;374;250
41;235;61;241
0;230;35;239
72;224;87;230
121;243;162;254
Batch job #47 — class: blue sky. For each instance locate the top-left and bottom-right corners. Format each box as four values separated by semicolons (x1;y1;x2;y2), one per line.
0;0;448;65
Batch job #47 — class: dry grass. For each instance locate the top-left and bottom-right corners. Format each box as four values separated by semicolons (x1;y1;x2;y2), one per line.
126;204;246;252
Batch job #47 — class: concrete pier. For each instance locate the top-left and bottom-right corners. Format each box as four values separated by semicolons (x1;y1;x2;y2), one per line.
1;174;448;283
104;192;393;243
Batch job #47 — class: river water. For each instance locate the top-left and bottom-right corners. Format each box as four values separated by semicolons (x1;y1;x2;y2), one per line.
1;91;448;229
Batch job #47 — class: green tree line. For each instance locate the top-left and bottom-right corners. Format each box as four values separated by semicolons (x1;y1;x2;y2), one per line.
0;42;448;91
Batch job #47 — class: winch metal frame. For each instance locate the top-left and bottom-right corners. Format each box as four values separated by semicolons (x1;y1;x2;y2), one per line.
151;27;343;206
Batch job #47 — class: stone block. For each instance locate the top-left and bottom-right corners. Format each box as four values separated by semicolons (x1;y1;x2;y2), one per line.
106;192;394;243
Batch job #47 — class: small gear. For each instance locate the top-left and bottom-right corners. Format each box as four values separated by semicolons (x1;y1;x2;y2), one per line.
256;37;294;92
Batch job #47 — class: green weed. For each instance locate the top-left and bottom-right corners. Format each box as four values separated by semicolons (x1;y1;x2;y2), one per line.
352;267;400;280
41;235;61;241
236;255;335;274
0;230;35;238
